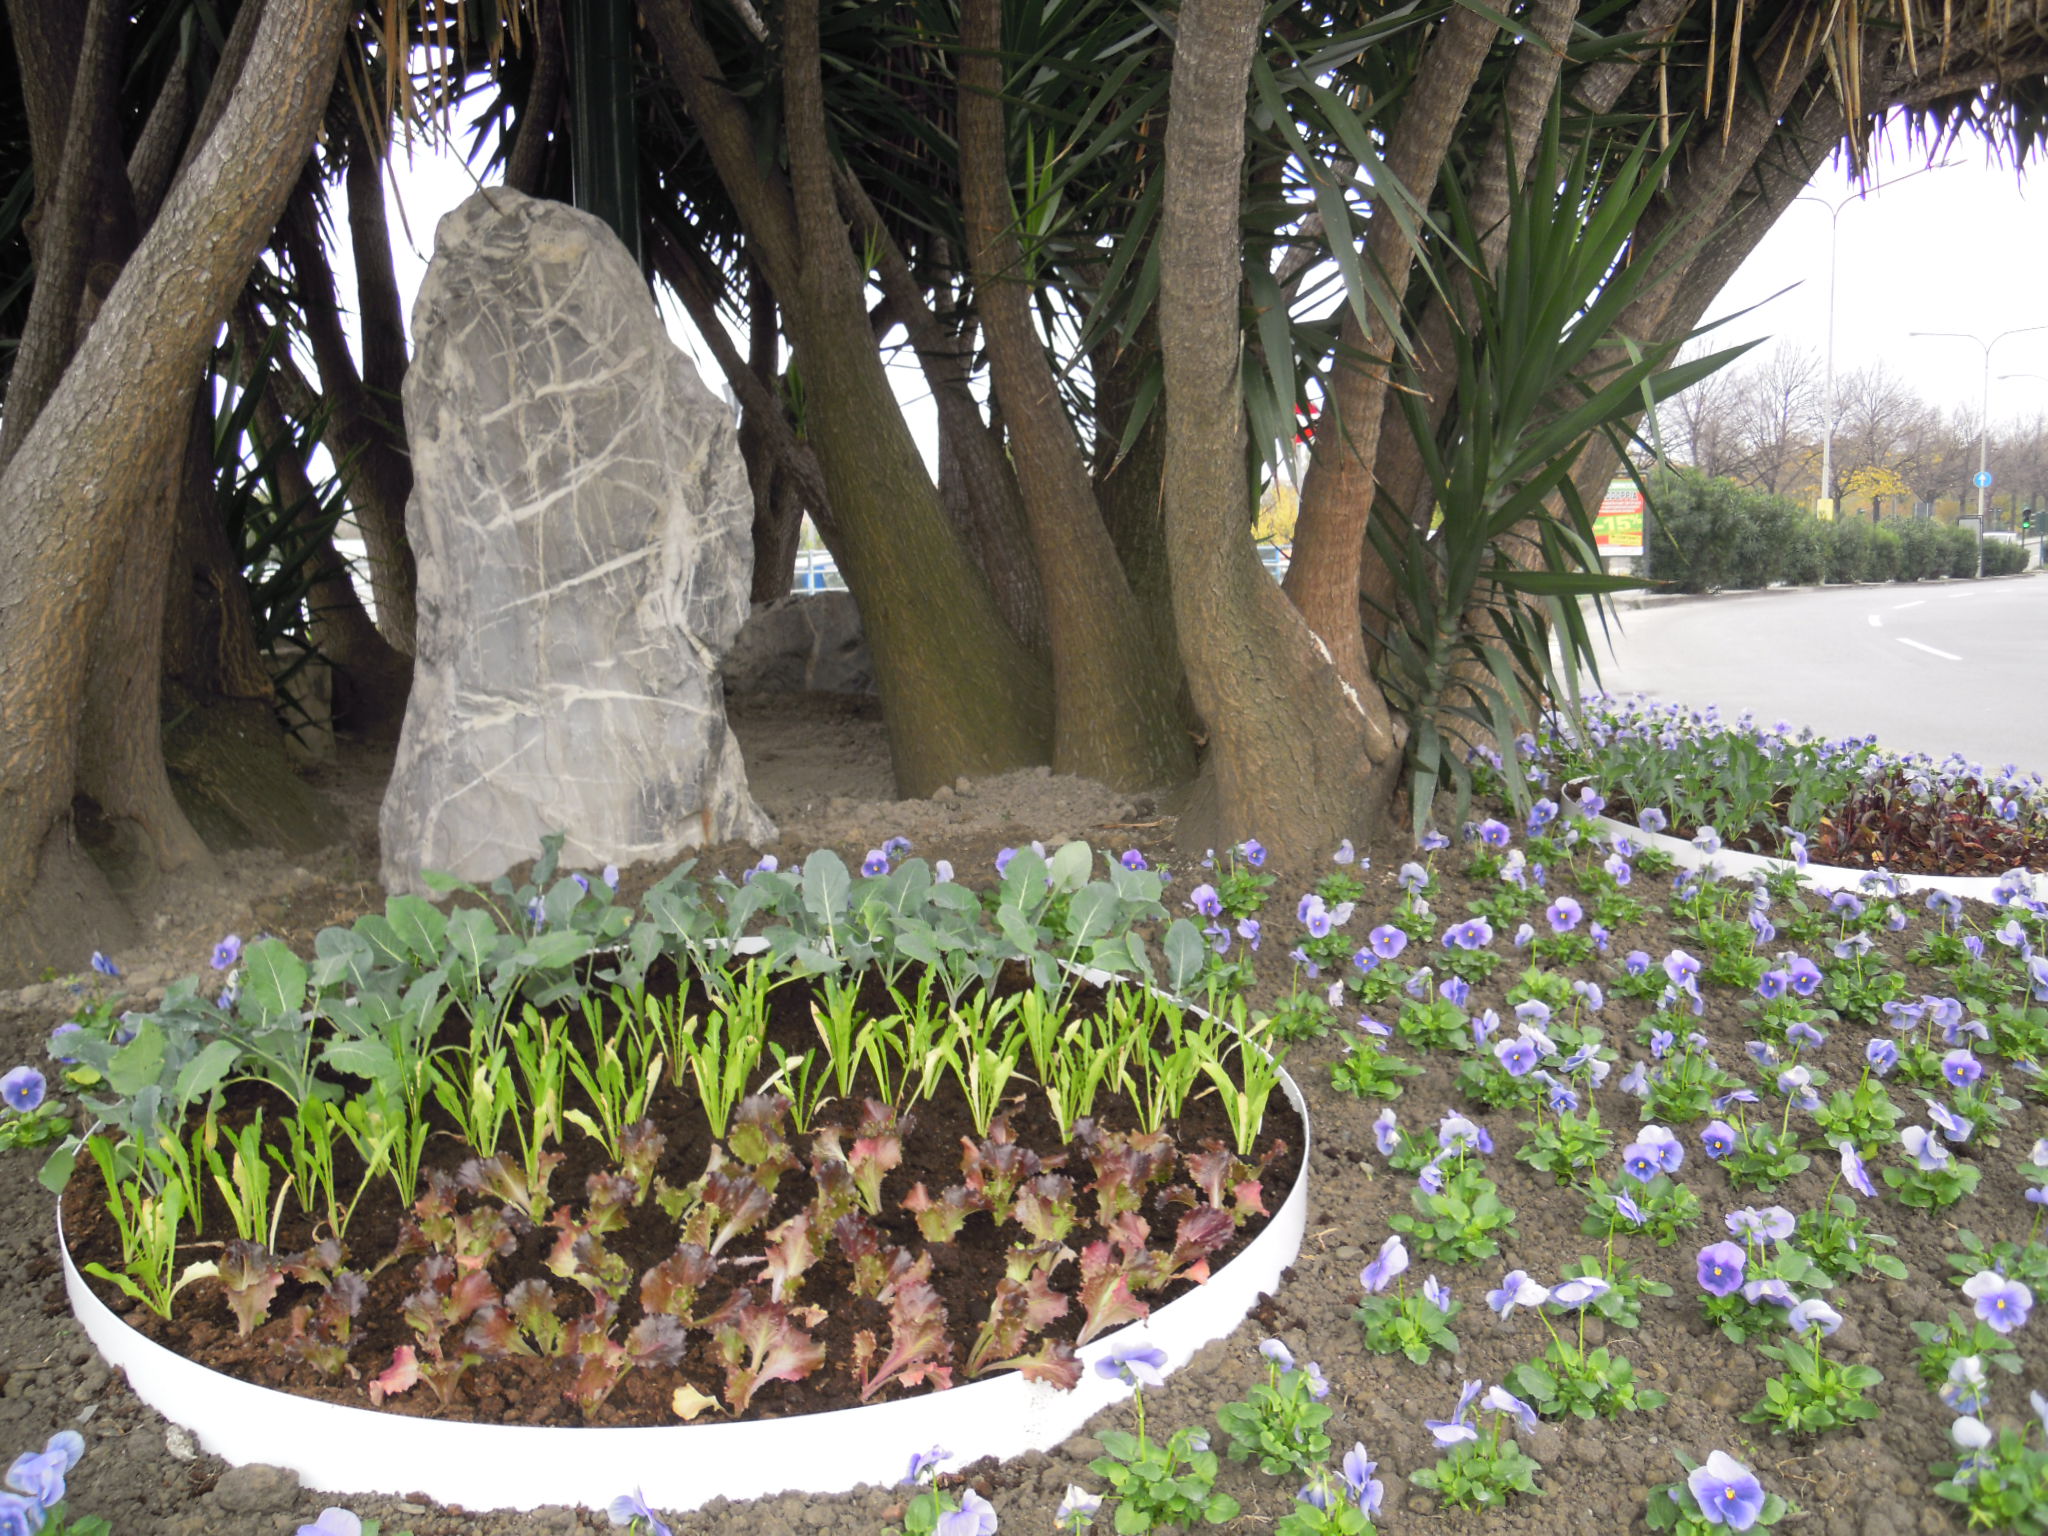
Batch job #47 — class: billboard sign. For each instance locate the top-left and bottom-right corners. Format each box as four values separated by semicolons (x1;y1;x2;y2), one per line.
1595;479;1646;557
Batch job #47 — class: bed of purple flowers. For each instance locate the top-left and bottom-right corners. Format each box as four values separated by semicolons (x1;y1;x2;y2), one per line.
4;752;2048;1536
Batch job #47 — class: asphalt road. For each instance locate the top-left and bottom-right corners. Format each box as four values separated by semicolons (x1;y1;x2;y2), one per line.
1576;576;2048;773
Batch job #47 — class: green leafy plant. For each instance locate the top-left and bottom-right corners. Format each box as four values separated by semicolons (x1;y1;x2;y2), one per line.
1216;1342;1335;1477
1388;1153;1517;1263
1329;1035;1421;1100
1350;1239;1460;1365
1516;1105;1612;1185
1088;1347;1239;1533
1933;1417;2048;1533
1743;1303;1882;1435
1408;1383;1543;1511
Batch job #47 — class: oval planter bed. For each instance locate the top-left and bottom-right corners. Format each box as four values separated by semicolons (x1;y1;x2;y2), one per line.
50;843;1312;1513
61;1065;1306;1512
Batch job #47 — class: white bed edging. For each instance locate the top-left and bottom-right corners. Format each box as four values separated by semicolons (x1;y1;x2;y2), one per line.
1591;815;2040;904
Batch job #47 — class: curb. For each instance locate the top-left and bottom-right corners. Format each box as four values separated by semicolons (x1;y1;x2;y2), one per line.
1605;568;2040;612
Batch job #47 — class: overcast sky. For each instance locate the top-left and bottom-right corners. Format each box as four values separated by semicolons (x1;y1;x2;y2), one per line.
361;113;2048;431
1704;134;2048;425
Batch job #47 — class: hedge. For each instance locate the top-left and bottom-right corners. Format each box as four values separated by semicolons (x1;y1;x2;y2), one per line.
1641;469;2027;590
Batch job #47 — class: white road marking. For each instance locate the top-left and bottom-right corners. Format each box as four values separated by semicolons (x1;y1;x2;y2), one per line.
1898;638;1962;661
1867;614;1882;627
1891;599;1925;611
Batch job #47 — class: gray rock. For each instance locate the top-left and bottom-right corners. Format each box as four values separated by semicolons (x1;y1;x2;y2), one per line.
724;592;875;696
381;189;773;894
212;1462;300;1513
1520;1420;1565;1464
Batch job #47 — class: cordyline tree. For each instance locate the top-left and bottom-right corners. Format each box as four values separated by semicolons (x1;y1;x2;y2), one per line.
3;0;2047;982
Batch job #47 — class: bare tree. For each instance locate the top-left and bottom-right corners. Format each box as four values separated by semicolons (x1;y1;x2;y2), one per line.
1834;361;1929;517
1732;343;1824;495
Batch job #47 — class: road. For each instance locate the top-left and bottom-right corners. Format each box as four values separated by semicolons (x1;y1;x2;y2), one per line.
1576;577;2048;772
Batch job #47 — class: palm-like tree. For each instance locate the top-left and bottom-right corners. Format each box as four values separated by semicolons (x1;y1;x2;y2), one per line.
3;0;2045;979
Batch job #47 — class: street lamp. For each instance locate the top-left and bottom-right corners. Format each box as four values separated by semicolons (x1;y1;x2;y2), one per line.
1911;326;2048;529
1798;161;1954;513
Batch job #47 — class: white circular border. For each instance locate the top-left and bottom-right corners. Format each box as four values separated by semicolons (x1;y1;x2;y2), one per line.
1591;815;2042;904
63;1068;1308;1513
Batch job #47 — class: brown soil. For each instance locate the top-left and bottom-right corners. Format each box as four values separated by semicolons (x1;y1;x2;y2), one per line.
0;690;2039;1536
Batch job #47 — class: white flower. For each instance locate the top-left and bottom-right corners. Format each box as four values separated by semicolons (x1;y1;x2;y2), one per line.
1952;1415;1993;1450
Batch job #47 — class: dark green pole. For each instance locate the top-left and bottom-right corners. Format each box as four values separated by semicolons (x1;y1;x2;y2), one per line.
567;0;640;264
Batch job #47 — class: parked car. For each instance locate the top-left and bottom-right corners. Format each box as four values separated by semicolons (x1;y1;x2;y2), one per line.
1259;543;1292;582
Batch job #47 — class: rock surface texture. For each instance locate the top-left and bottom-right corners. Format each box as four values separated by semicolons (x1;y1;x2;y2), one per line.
724;592;876;696
381;189;773;892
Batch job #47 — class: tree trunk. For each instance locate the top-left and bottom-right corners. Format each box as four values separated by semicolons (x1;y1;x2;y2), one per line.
504;0;564;196
0;0;131;474
125;33;192;227
831;178;1049;658
157;388;347;854
645;0;1053;793
280;180;419;653
0;0;353;983
958;0;1190;789
73;397;219;907
239;375;414;740
1361;0;1681;648
1158;0;1400;860
1283;2;1496;696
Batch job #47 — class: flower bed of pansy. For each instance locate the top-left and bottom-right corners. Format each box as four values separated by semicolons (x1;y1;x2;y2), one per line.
7;760;2048;1536
1538;692;2048;876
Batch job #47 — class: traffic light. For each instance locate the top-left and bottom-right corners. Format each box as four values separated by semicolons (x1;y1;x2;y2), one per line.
2024;506;2037;531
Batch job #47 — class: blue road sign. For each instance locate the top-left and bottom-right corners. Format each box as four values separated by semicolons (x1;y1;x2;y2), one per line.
1974;470;1994;489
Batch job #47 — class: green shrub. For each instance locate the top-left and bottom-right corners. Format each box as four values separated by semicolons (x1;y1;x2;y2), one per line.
1820;517;1875;582
1643;471;1816;592
1945;525;1980;578
1983;537;2031;575
1888;517;1949;581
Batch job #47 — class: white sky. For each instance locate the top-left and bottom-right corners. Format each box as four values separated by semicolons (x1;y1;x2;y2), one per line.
1704;134;2048;425
349;112;2048;441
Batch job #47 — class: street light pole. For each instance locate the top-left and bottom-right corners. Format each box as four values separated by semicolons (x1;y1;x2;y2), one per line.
1799;163;1954;513
1911;325;2048;528
1796;192;1852;507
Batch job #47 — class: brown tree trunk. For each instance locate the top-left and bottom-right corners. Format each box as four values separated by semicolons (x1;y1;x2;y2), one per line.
736;268;804;604
1158;0;1400;860
833;181;1049;657
958;0;1190;789
643;0;1053;794
280;180;419;653
1282;3;1496;696
1362;0;1686;647
73;398;219;906
159;391;350;853
239;375;414;740
0;0;131;473
126;36;192;227
0;0;353;982
504;0;564;196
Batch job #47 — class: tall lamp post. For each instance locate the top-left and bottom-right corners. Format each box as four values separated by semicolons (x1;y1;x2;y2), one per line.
1799;162;1953;515
1911;326;2047;528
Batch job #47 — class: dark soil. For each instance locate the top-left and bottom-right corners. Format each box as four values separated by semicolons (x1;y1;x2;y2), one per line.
0;696;2038;1536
